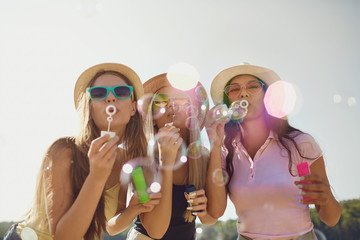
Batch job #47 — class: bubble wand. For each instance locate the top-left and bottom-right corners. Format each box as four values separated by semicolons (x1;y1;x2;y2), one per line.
100;105;117;139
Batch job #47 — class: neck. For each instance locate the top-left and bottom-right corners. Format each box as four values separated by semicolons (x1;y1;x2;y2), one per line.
240;115;269;147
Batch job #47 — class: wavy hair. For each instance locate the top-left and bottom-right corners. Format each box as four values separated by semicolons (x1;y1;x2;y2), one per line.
223;75;314;191
145;87;209;223
28;70;147;240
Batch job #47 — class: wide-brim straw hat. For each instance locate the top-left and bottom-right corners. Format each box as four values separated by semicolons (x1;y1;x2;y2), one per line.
143;73;209;130
74;63;144;109
210;63;281;105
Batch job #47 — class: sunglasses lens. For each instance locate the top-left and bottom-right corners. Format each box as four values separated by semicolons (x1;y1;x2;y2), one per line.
225;85;241;97
114;86;131;98
246;82;262;94
154;94;168;107
90;87;107;100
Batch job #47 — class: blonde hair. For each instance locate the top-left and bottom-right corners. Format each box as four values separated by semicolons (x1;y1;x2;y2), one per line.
27;70;147;240
145;90;209;223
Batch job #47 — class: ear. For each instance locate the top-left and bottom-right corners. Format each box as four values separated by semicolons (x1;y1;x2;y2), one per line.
130;101;137;116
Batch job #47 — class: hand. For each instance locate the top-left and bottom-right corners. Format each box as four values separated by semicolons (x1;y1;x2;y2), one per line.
129;191;162;214
88;134;119;183
184;189;208;217
205;105;227;148
294;174;331;206
157;125;183;168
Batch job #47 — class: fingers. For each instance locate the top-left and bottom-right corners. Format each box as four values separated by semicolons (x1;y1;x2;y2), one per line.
148;192;162;200
89;135;119;159
186;189;208;216
296;174;328;184
138;198;161;213
294;174;331;205
158;126;181;145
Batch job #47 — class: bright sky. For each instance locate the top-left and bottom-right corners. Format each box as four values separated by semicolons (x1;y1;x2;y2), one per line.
1;0;359;222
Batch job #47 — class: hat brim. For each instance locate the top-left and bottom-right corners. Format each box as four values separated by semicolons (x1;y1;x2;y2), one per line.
74;63;144;109
210;64;281;105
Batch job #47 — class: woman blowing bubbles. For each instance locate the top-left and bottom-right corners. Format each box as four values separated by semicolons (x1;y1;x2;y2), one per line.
205;63;341;240
4;63;160;240
126;74;217;240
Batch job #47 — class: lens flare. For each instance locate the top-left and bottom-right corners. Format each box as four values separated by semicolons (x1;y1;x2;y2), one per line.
264;81;297;118
347;97;357;107
196;228;203;234
150;182;161;193
333;94;342;104
167;62;200;91
122;163;133;174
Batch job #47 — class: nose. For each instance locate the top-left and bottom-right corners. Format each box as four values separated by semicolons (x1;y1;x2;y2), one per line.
105;90;117;103
239;86;249;98
167;99;180;112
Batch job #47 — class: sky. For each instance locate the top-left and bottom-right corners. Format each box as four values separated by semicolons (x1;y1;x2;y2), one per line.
0;0;359;222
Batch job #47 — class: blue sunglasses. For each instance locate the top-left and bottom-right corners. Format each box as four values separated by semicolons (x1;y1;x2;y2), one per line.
87;85;134;101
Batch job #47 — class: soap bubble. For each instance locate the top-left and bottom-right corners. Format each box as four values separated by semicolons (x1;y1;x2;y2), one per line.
20;227;38;240
147;132;188;171
137;93;166;120
212;168;229;186
119;157;159;189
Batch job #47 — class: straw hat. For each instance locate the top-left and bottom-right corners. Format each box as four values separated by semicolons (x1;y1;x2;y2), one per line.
143;73;209;129
74;63;144;109
210;63;281;105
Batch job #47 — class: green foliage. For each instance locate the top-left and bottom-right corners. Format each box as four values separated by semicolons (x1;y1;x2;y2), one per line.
0;222;14;240
1;199;359;240
311;198;360;240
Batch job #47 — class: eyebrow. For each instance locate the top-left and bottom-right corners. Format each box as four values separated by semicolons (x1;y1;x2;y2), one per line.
230;80;258;85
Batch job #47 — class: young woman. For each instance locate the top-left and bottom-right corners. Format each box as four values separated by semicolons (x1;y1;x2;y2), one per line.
4;63;160;240
126;74;217;240
205;63;341;240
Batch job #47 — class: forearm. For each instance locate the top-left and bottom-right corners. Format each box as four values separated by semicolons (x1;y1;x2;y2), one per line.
141;170;173;239
199;212;218;226
106;205;141;235
317;194;341;227
205;145;227;218
53;176;105;240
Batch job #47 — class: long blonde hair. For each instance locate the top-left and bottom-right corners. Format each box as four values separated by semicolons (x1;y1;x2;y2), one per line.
28;70;147;240
145;86;209;222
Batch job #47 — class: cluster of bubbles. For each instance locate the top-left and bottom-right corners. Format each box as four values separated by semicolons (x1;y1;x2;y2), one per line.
213;99;249;123
333;94;357;107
